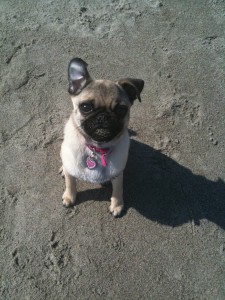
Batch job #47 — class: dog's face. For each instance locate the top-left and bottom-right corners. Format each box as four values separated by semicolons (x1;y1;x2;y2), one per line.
72;80;131;143
68;58;144;144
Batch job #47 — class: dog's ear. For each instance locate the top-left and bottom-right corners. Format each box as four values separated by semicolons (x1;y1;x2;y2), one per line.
118;78;144;104
68;58;92;95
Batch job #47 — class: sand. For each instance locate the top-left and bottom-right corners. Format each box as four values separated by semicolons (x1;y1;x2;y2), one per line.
0;0;225;299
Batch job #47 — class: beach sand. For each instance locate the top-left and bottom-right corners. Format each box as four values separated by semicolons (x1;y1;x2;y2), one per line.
0;0;225;299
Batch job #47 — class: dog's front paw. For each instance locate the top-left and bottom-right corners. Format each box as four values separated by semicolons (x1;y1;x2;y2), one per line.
62;191;76;207
109;198;124;217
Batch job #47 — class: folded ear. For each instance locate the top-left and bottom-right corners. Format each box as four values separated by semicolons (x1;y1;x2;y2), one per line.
117;78;144;104
68;58;92;95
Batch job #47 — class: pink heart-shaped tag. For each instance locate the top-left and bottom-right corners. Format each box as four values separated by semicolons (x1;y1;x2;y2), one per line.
86;157;96;169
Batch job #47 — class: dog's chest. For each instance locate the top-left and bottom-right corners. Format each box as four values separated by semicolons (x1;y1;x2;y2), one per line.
61;131;130;184
82;154;116;183
86;145;127;182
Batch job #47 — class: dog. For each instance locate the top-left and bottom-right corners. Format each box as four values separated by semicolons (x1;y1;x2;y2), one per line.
60;58;144;216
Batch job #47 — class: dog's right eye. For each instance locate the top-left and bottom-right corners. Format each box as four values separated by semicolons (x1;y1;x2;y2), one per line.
79;102;94;114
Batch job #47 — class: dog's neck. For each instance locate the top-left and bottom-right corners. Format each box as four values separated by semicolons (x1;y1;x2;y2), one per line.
86;144;110;153
86;144;112;168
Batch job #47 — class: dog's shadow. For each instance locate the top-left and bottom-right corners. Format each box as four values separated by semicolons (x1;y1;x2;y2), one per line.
77;139;225;229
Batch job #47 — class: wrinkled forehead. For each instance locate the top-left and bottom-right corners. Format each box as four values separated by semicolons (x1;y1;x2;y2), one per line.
73;80;130;108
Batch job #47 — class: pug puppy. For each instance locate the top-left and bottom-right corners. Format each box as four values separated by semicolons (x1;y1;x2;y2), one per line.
60;58;144;216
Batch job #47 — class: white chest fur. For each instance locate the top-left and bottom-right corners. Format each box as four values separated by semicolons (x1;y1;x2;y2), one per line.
61;117;130;183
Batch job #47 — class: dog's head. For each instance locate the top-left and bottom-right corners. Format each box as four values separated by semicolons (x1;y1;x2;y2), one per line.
68;58;144;144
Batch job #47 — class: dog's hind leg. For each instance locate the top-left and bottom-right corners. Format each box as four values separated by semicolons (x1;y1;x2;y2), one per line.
58;165;65;178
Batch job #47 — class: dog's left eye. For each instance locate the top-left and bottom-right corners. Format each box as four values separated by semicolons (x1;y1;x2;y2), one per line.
114;105;128;117
79;102;94;114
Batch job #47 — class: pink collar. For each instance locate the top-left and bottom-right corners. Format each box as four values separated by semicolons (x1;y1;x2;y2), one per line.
86;145;111;167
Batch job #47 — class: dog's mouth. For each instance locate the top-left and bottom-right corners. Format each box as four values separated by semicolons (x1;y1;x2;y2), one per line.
90;128;116;143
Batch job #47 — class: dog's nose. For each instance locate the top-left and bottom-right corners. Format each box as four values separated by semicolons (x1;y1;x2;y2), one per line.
96;113;109;124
